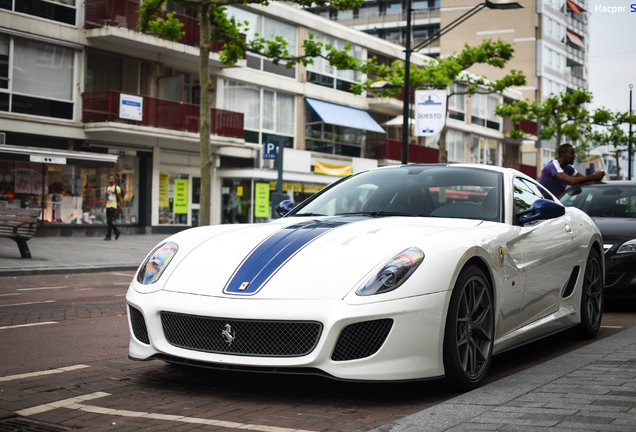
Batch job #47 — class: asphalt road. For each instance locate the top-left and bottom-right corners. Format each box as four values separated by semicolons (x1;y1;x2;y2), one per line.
1;271;635;431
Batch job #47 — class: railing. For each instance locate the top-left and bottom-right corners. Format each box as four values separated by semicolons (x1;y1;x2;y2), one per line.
84;0;224;50
375;139;441;163
82;90;244;139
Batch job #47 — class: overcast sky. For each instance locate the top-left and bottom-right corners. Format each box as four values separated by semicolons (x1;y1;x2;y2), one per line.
587;1;635;112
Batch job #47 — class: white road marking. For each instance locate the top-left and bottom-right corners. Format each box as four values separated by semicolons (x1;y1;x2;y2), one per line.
0;364;90;382
17;286;69;291
0;321;58;330
0;300;55;307
601;325;623;329
16;391;318;432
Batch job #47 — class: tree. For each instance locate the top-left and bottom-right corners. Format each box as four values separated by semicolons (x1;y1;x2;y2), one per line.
496;89;594;157
357;40;526;162
137;0;367;226
586;109;636;179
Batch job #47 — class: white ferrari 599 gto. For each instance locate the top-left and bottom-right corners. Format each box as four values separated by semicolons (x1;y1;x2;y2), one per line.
127;164;604;390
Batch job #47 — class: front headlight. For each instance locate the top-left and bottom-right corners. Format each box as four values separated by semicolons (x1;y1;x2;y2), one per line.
617;239;636;254
137;241;179;285
356;247;424;296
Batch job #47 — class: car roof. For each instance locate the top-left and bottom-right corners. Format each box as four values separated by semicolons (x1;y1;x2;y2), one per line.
565;181;636;189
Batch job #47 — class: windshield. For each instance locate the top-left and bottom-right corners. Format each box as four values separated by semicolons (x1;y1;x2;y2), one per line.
287;165;503;222
560;184;636;217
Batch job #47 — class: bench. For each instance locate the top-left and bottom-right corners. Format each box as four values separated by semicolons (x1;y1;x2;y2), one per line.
0;208;41;258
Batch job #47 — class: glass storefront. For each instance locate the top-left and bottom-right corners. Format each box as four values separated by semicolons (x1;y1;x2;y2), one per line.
220;177;327;224
0;154;139;226
157;173;200;226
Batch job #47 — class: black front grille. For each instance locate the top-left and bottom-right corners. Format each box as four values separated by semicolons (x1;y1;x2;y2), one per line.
331;319;393;361
129;305;150;344
161;312;322;357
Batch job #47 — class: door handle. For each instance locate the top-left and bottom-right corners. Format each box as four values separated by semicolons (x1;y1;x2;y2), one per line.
565;224;572;233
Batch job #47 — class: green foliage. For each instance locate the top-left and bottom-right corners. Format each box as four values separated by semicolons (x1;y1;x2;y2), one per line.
138;0;368;71
585;110;636;177
496;89;594;151
357;39;526;98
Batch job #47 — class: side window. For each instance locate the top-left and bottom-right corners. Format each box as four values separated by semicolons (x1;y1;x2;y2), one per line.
513;177;548;216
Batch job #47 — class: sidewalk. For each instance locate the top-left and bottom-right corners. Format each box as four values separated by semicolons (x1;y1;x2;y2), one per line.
2;234;636;431
373;326;636;431
0;233;169;276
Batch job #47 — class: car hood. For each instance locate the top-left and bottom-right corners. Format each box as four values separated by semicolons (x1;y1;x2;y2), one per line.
590;216;636;242
160;216;483;300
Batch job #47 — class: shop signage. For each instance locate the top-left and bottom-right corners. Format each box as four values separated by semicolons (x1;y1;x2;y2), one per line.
254;183;270;218
263;142;277;160
314;161;352;176
119;93;143;121
30;155;66;165
173;179;189;214
414;90;447;137
159;173;170;207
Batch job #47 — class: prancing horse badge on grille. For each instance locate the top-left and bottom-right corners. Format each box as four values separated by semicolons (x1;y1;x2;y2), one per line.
221;323;235;345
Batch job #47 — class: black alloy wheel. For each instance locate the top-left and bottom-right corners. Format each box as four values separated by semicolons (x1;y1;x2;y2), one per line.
579;249;604;339
443;265;494;391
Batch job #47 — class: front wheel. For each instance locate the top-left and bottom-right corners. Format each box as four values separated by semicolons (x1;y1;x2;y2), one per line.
578;249;603;339
443;265;494;391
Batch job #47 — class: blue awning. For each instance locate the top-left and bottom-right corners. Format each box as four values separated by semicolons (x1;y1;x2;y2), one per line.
306;98;385;133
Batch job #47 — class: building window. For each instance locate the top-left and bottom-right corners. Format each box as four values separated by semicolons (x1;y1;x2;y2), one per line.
305;101;364;157
470;93;500;130
0;35;75;120
0;156;138;226
446;130;466;162
223;80;295;146
542;78;566;99
226;7;296;79
86;50;151;96
448;84;466;121
306;33;363;93
158;172;190;225
386;1;402;15
1;0;77;26
471;136;500;166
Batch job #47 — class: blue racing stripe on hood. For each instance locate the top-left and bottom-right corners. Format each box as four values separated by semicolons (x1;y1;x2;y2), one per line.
223;219;350;296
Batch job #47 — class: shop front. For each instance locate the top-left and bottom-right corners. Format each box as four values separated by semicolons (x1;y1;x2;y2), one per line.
0;144;143;236
221;176;330;224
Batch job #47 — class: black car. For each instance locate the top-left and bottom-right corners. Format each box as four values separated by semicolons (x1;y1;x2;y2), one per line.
560;181;636;297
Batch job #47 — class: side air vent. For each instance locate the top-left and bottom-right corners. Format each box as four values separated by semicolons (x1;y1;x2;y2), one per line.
562;266;580;298
129;305;150;344
331;319;393;361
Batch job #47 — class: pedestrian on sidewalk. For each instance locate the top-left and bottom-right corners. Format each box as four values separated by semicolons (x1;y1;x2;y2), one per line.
539;143;605;197
101;175;122;240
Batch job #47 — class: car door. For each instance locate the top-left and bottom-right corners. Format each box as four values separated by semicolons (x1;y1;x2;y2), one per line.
511;177;579;328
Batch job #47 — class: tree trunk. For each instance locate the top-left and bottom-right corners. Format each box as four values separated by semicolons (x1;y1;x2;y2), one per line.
198;4;212;226
437;125;448;163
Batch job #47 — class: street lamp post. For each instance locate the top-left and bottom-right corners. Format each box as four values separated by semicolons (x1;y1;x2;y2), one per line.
629;84;633;180
400;0;523;164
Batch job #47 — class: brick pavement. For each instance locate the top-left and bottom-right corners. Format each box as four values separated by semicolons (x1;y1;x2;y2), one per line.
2;234;636;431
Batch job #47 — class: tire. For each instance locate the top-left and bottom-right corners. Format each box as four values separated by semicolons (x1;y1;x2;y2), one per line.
578;249;603;339
443;265;494;391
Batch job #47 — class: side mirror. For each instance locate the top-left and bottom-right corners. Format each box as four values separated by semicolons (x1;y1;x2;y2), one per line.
275;200;294;217
516;199;565;225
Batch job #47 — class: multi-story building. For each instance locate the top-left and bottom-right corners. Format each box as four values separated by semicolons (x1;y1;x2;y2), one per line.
0;0;519;236
304;0;590;176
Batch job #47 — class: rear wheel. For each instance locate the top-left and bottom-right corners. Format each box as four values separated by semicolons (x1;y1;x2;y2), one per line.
579;249;603;339
443;265;494;391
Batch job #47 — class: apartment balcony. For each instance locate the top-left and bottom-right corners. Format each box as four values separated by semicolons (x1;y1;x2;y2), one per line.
84;0;231;66
338;9;441;30
82;90;244;139
374;139;440;163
